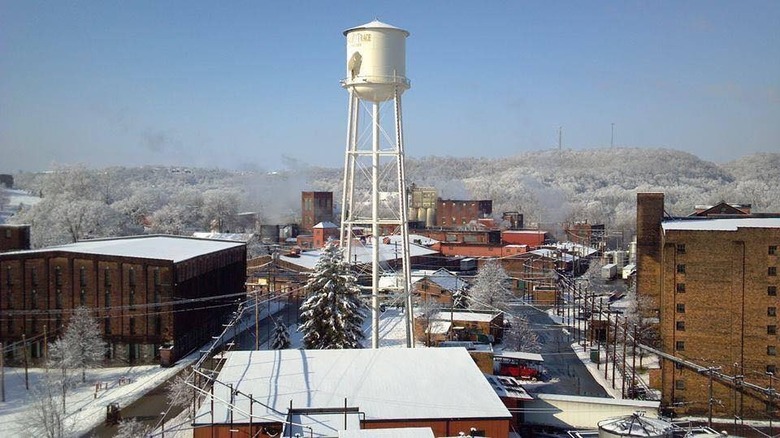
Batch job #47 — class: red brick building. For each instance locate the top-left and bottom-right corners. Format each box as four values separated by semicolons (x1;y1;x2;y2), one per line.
0;235;246;366
0;224;31;253
301;192;334;234
636;192;780;419
436;199;492;228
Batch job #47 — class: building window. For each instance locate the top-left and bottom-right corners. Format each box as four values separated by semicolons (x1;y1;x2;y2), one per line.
769;365;777;374
128;268;136;287
7;292;13;310
80;266;87;287
676;244;686;254
30;267;38;287
80;289;86;306
31;316;38;333
55;289;63;309
771;246;778;256
153;268;161;286
104;317;111;335
30;290;38;310
676;321;685;331
7;318;12;334
770;307;777;317
676;341;685;351
55;266;62;287
770;267;778;277
769;325;777;335
676;303;685;314
675;362;684;370
4;266;10;287
676;283;686;293
104;290;111;308
676;264;686;274
675;380;686;390
769;346;777;356
771;286;778;296
104;268;111;287
154;316;162;335
129;317;136;335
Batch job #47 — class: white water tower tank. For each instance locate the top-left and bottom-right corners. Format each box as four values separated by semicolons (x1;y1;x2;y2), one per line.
343;20;410;102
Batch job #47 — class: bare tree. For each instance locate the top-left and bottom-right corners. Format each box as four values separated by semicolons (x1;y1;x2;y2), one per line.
417;298;442;346
502;315;541;352
166;372;196;420
50;306;106;383
115;418;152;438
19;375;73;438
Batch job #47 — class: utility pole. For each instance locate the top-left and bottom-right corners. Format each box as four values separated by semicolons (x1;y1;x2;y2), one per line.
0;342;4;402
621;317;628;398
768;372;776;437
22;334;28;390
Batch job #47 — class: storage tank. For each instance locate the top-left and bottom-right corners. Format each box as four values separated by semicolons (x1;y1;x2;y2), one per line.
597;413;673;438
408;207;418;221
425;207;436;228
343;20;410;102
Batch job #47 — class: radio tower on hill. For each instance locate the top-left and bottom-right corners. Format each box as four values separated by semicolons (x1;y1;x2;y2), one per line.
339;20;414;348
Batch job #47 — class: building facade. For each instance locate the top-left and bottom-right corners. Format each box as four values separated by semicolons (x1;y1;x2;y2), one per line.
636;192;780;419
436;199;492;228
0;224;31;253
301;191;334;234
0;235;246;366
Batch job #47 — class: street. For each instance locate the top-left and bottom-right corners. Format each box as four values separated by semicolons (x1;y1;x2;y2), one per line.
511;304;608;398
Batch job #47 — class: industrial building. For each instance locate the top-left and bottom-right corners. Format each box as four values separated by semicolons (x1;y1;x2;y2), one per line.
301;191;334;234
636;192;780;419
191;348;513;437
0;235;246;366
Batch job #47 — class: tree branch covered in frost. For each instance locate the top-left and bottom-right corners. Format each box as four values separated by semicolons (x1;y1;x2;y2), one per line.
502;315;541;353
469;259;514;312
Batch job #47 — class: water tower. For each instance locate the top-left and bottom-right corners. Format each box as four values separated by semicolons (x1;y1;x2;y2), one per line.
340;20;415;348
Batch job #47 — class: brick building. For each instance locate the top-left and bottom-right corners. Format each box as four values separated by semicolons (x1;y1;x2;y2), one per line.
636;192;780;419
301;191;334;234
436;199;492;228
0;224;31;253
0;235;246;366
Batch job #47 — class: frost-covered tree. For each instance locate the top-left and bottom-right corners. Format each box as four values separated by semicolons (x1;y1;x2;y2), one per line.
417;298;442;346
502;315;540;352
167;372;195;419
469;259;514;312
271;318;291;349
50;306;106;383
452;288;468;309
19;377;73;438
298;242;365;349
203;189;240;232
115;418;151;438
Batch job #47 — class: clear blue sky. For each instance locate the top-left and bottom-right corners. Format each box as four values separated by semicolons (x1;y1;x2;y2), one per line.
2;1;778;173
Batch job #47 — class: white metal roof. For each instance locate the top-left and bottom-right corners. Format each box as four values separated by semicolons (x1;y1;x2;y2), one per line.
339;428;435;438
343;20;410;36
192;231;254;242
279;242;439;271
662;218;780;231
3;235;244;263
193;348;511;426
427;311;498;323
495;351;544;363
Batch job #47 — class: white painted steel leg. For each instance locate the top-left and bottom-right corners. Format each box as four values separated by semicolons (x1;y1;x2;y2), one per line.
371;101;380;349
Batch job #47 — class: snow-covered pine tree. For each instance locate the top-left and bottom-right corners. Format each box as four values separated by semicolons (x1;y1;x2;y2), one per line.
271;317;291;349
469;259;514;312
298;242;365;349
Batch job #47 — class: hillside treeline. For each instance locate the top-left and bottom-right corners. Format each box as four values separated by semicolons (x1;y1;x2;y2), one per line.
9;148;780;248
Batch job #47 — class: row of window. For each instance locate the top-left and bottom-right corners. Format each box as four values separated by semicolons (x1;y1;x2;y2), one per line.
676;244;778;255
3;315;162;336
674;283;778;295
3;266;161;289
674;321;777;335
5;288;159;310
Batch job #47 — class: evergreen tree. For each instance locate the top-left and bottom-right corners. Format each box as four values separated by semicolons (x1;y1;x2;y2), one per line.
469;259;514;312
298;242;365;349
270;317;291;349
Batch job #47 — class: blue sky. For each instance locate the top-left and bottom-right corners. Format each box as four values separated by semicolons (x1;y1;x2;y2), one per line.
1;1;778;173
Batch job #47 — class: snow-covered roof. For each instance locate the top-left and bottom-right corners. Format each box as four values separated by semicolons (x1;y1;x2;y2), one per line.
662;217;780;232
426;311;499;323
194;348;511;428
495;351;544;363
503;230;547;235
279;242;439;271
313;221;338;229
343;20;410;36
339;428;435;438
528;248;577;262
414;268;468;291
546;241;598;257
485;374;534;401
3;235;244;263
192;231;255;242
384;233;439;247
